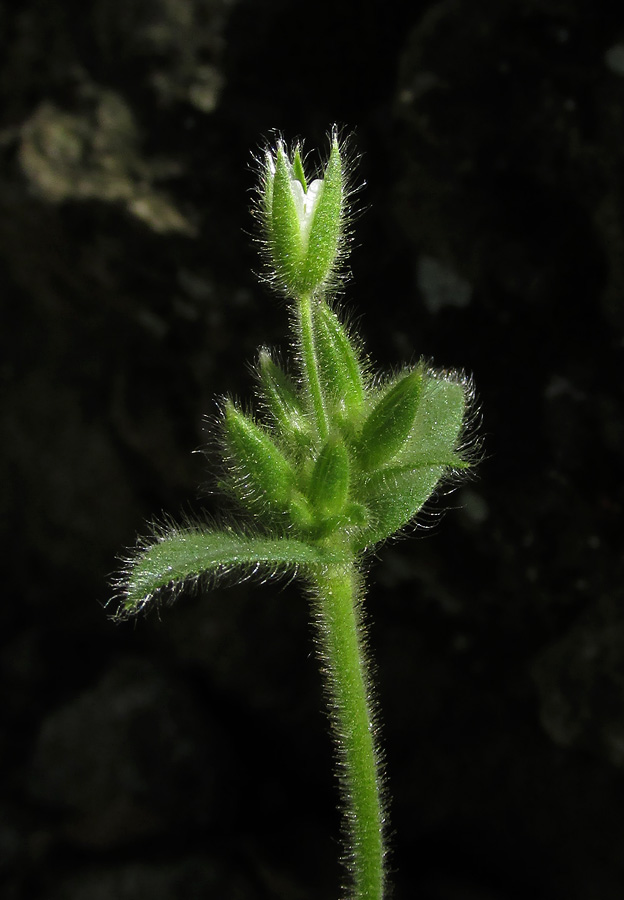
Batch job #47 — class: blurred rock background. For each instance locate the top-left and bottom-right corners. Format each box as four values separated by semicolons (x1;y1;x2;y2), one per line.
2;0;624;897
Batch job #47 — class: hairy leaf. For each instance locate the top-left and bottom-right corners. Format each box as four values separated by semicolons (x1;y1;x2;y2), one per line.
354;465;445;550
116;527;338;616
399;375;468;465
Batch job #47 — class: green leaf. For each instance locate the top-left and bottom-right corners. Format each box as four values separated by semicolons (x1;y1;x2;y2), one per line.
398;375;467;466
302;137;343;292
308;435;350;516
354;465;445;550
356;368;422;471
313;301;364;419
353;374;470;549
224;401;295;511
116;527;335;616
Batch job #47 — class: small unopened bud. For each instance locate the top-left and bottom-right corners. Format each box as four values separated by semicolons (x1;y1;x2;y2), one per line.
308;435;350;517
258;131;348;297
356;368;423;471
313;301;365;419
224;401;295;512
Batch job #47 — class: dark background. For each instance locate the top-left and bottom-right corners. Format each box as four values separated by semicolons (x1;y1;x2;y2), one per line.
2;0;624;898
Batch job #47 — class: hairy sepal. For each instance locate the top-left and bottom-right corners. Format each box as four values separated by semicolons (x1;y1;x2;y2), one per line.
271;143;305;291
301;137;343;293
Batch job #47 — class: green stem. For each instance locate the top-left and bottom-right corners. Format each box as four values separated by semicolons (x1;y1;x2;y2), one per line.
312;562;386;900
298;292;329;440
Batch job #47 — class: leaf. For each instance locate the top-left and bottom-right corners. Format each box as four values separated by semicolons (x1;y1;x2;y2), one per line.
354;465;445;550
116;527;337;617
398;375;467;466
353;373;470;549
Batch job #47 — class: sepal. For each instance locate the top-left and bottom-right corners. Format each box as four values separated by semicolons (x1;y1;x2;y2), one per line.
292;145;307;191
300;137;343;293
270;143;305;292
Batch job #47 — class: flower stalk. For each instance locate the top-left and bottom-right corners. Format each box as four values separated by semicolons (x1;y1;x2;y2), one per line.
299;291;329;440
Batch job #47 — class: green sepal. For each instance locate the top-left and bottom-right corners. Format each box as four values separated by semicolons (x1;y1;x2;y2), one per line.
261;150;274;220
258;350;307;443
292;145;307;192
356;368;423;471
313;300;364;419
308;435;350;516
116;526;340;617
301;137;343;292
224;401;295;511
271;143;304;290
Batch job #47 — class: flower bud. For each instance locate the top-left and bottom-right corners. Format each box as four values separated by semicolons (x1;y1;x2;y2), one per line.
308;435;350;517
223;400;295;512
259;132;347;297
257;349;307;443
313;300;364;420
356;368;423;472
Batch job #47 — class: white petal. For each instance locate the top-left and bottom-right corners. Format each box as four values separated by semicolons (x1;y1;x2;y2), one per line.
290;178;323;247
290;179;306;224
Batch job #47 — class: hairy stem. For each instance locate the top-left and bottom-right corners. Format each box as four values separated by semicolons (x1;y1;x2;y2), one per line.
312;562;386;900
298;292;329;440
